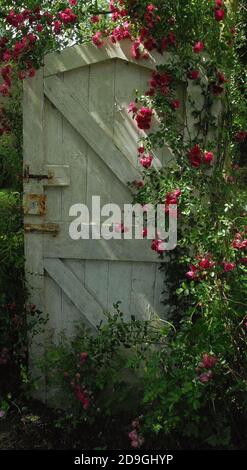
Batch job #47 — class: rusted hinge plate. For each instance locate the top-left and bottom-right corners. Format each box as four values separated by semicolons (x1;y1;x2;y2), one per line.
24;164;70;187
24;223;60;236
23;164;50;181
23;194;46;216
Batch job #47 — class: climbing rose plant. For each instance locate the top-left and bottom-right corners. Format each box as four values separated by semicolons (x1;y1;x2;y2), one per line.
0;0;247;448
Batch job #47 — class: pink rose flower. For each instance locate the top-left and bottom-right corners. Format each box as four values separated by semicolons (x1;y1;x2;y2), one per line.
140;154;153;169
193;41;204;53
204;151;214;163
198;370;213;383
92;32;104;48
223;262;236;272
151;239;165;253
188;70;200;80
202;353;218;369
215;8;225;22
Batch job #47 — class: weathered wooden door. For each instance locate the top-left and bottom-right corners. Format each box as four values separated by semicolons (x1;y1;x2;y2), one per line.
24;40;172;360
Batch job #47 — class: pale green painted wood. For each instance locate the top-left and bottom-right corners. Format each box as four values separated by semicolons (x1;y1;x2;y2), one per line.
44;39;171;77
43;226;166;263
44;74;141;186
25;44;169;369
44;258;106;328
23;70;47;401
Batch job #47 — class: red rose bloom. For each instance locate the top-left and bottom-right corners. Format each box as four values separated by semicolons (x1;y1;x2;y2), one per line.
0;83;9;96
188;70;200;80
54;20;62;34
199;371;213;383
215;8;225;22
193;41;204;53
140;154;153;169
188;145;202;167
18;71;26;80
171;99;180;110
202;354;218;369
92;32;104;47
223;262;236;272
234;131;247;142
204;151;214;163
166;189;181;205
151;239;165;254
186;265;198;280
79;352;88;363
218;72;227;84
90;15;100;23
136;107;153;130
128;102;138;114
28;68;36;77
211;84;224;95
198;258;214;269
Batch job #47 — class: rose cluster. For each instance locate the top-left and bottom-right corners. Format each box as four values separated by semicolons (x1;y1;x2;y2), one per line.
128;417;144;448
0;2;80;95
232;230;247;251
188;145;214;168
64;351;91;410
185;251;245;281
186;255;216;280
197;353;218;384
147;71;172;97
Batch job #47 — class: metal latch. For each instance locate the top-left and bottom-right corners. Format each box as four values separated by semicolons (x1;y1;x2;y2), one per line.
24;223;60;237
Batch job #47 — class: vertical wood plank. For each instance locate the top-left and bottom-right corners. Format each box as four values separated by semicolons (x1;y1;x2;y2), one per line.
45;275;62;343
23;69;46;400
154;265;167;319
61;259;86;336
43;97;63;222
107;262;133;319
114;60;142;168
85;260;109;313
87;60;116;212
61;67;89;222
130;262;156;320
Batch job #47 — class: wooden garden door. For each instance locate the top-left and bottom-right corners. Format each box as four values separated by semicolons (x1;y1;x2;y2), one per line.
23;41;172;391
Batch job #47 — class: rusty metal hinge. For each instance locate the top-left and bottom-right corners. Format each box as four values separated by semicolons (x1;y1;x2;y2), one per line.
24;223;60;237
24;164;52;181
23;194;46;216
23;164;70;186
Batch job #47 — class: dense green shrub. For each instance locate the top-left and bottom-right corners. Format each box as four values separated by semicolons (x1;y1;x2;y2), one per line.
0;81;22;190
40;306;166;433
42;293;247;449
0;82;43;398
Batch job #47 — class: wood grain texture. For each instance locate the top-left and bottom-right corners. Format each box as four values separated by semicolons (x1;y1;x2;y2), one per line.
44;258;106;328
44;226;167;263
44;74;141;186
25;44;170;393
23;70;47;401
44;39;171;77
